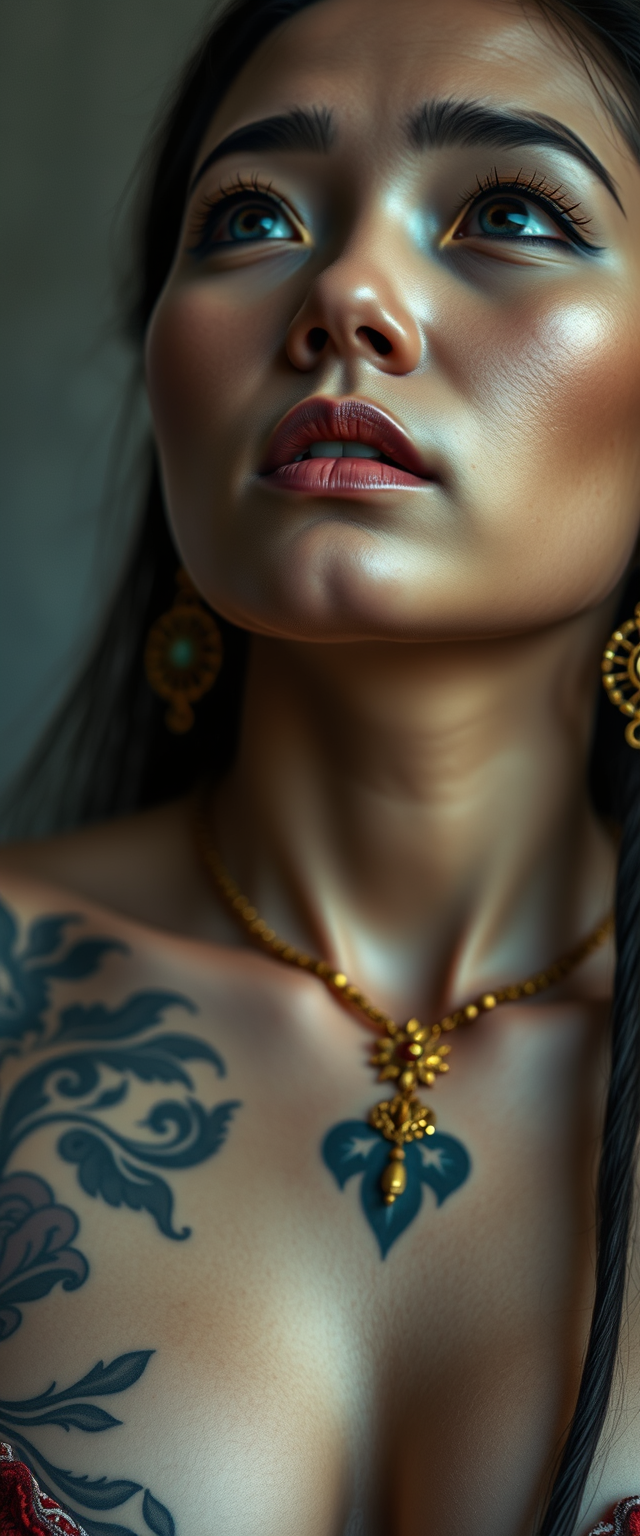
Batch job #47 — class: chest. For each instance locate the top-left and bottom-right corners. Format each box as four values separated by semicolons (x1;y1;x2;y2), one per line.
0;946;619;1536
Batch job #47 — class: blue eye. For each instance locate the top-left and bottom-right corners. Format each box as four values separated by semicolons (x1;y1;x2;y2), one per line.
456;193;569;244
189;194;298;256
480;198;531;234
226;201;295;241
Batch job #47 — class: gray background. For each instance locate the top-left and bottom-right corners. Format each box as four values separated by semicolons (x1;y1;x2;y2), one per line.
0;0;220;823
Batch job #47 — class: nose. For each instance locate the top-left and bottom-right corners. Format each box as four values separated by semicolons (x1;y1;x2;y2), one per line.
285;235;424;375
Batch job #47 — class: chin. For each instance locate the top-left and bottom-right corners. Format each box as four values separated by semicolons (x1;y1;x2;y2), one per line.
215;516;428;638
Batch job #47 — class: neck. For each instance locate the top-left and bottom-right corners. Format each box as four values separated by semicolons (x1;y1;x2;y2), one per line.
215;611;616;1021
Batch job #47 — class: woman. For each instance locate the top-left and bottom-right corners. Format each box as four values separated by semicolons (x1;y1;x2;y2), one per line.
1;0;640;1530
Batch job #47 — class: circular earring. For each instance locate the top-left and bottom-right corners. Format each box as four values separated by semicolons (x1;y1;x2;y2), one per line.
602;602;640;748
144;568;223;734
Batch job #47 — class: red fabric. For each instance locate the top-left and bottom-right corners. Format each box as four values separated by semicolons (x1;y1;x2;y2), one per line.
0;1439;639;1536
0;1444;86;1535
590;1502;640;1536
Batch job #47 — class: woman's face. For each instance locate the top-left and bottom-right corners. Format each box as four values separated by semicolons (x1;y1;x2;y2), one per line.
146;0;640;643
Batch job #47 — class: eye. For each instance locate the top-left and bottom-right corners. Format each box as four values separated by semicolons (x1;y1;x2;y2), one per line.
189;192;300;256
454;192;573;245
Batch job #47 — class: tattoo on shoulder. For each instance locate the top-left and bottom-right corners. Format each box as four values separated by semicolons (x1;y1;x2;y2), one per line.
0;1349;176;1536
0;894;243;1532
0;894;242;1531
0;892;240;1336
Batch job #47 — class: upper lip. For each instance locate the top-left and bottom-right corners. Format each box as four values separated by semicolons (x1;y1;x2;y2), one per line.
261;397;436;478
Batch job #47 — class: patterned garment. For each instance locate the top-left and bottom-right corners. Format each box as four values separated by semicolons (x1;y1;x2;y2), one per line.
0;1439;639;1536
590;1502;640;1536
0;1444;87;1536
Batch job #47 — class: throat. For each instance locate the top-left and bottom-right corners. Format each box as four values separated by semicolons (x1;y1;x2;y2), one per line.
213;626;616;1025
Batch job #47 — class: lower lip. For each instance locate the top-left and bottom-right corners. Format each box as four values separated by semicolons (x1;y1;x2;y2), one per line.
262;459;428;493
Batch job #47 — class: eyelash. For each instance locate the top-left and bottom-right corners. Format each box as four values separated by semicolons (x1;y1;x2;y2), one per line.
455;167;597;247
188;173;292;254
187;166;598;258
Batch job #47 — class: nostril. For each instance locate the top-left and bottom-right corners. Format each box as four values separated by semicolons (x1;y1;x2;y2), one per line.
357;326;393;357
308;327;329;353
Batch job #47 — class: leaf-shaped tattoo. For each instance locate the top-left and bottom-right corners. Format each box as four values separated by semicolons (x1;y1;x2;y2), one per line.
0;901;123;1060
142;1488;175;1535
0;895;242;1334
1;1352;176;1535
322;1119;471;1257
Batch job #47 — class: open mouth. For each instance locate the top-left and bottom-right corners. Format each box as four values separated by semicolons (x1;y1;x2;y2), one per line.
260;399;437;493
291;440;410;471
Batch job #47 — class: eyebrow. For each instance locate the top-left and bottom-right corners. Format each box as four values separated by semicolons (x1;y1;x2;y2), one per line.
407;98;623;209
189;94;622;214
189;106;335;195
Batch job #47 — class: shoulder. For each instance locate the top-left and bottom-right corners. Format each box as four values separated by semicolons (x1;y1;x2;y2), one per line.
0;799;226;941
0;806;201;1079
0;802;257;1079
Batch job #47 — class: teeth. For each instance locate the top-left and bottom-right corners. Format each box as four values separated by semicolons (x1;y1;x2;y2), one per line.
295;440;382;461
309;441;344;458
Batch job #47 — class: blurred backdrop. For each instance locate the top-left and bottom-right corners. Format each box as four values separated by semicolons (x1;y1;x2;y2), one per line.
0;0;219;830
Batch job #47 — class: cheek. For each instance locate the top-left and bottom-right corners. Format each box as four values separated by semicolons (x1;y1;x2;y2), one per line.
145;280;291;506
458;291;640;591
467;294;638;449
146;286;257;452
144;278;298;607
489;294;638;465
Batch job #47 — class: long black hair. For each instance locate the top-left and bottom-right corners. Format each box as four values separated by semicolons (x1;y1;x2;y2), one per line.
7;2;640;1530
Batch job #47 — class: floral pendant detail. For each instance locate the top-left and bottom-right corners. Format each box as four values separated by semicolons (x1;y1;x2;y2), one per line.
322;1015;470;1256
368;1015;451;1201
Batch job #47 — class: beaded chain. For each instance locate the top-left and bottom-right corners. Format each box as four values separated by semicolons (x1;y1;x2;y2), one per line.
196;797;614;1206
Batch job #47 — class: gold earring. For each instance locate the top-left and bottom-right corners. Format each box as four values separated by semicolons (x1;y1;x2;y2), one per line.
602;602;640;748
144;568;223;734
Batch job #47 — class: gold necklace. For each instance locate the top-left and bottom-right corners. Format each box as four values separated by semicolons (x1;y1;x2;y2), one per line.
197;799;613;1210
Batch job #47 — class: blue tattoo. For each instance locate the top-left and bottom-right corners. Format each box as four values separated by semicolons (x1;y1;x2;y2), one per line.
322;1119;471;1257
0;1171;87;1341
0;902;123;1063
0;1350;175;1535
0;894;245;1532
0;896;241;1335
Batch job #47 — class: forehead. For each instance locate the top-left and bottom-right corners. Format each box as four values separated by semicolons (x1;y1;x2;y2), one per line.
206;0;626;165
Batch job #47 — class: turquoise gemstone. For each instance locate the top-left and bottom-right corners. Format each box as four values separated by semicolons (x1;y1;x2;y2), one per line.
169;636;195;669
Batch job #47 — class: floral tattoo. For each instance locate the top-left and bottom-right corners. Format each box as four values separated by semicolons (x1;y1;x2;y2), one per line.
0;895;241;1532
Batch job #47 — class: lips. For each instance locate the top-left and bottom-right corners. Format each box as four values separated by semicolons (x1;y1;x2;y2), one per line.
260;398;435;493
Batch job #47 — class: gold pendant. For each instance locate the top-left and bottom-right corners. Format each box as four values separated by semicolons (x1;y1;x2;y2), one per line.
368;1018;451;1203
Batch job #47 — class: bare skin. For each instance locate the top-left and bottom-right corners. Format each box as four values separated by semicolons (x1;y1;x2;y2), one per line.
3;0;640;1532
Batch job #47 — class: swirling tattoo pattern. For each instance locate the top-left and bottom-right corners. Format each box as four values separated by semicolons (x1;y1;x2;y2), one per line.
0;896;241;1534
